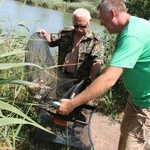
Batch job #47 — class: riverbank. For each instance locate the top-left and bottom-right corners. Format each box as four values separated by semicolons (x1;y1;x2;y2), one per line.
16;0;99;19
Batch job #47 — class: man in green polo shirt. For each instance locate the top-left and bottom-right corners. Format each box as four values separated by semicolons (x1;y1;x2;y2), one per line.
57;0;150;149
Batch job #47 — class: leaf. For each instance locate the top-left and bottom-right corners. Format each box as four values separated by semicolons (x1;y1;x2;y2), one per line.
9;80;40;87
0;78;40;87
0;63;42;70
0;101;54;134
0;118;53;135
0;100;36;123
0;51;26;58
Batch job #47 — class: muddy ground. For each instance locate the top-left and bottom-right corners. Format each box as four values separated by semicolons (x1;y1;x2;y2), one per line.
24;110;122;150
34;111;121;150
90;112;121;150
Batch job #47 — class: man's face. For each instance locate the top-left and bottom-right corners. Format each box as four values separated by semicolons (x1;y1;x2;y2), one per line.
99;9;115;34
73;16;90;35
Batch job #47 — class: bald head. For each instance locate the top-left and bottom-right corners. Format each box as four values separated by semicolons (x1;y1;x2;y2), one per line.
72;8;91;22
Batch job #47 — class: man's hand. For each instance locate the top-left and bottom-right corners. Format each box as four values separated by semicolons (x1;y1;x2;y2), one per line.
37;29;50;42
56;98;75;115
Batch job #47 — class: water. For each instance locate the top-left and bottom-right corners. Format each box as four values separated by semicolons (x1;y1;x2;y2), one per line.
0;0;103;54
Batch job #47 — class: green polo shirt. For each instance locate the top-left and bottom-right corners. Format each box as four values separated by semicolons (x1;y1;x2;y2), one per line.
110;16;150;108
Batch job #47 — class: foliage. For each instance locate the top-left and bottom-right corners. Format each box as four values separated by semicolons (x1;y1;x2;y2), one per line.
18;0;150;20
66;2;98;18
0;17;58;149
63;0;82;2
18;0;99;19
102;29;117;65
126;0;150;20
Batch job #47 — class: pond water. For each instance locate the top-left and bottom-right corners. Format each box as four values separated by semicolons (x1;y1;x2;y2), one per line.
0;0;104;54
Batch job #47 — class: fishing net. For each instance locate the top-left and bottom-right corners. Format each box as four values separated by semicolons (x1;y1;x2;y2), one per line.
25;32;96;150
25;32;76;99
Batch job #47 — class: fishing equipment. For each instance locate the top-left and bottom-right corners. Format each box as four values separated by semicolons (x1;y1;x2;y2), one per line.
25;32;96;150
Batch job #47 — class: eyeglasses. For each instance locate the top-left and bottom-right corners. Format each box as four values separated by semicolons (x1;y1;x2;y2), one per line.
73;23;88;29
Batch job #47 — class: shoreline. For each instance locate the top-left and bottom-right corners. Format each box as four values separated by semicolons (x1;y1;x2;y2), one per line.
16;0;99;19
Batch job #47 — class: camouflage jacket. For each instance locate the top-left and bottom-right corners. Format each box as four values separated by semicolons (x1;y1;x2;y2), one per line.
49;26;104;81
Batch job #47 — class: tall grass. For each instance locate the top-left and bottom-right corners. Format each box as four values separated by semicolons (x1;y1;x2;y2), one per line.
0;7;82;150
0;12;59;148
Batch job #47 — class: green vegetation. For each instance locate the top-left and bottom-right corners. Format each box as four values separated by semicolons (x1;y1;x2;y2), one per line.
126;0;150;20
0;21;57;149
17;0;99;19
17;0;150;20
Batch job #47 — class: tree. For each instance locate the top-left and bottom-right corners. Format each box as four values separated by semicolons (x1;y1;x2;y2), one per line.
126;0;150;20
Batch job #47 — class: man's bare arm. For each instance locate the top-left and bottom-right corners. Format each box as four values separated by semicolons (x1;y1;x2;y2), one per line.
90;61;101;80
57;66;123;115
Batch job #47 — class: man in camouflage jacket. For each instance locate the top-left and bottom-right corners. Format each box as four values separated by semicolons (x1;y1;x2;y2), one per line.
49;26;104;81
37;8;104;97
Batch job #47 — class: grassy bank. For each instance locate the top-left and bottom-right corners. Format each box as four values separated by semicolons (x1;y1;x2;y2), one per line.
17;0;99;19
